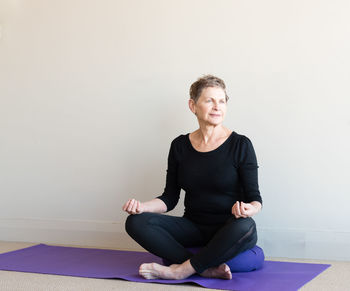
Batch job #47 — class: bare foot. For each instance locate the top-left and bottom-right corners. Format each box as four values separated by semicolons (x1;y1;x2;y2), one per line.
139;263;182;280
200;263;232;280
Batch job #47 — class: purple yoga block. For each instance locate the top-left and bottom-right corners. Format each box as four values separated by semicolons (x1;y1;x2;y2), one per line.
162;246;265;272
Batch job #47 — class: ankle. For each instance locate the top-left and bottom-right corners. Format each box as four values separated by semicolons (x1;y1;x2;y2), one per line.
177;260;196;279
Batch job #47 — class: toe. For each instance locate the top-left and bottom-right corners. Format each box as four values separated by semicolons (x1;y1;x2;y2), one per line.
223;264;232;280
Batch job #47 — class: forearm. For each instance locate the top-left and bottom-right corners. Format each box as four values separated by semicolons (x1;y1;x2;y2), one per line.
142;198;168;213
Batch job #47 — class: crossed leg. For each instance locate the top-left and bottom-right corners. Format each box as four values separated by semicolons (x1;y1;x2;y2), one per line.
126;213;256;280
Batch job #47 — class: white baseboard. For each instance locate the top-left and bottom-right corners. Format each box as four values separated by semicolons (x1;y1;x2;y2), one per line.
0;218;142;251
258;227;350;261
1;218;349;261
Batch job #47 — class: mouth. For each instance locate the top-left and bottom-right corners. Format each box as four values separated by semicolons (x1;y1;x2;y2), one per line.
209;114;221;117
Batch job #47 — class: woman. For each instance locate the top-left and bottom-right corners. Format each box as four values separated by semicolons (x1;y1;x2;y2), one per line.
122;75;262;280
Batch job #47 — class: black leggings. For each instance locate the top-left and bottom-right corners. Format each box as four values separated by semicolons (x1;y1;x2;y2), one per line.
125;213;257;273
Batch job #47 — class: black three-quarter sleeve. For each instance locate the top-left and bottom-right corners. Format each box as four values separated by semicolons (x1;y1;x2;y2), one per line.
237;136;263;205
156;140;181;211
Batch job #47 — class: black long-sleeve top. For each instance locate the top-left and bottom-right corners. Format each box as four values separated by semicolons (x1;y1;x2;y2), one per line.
157;131;262;225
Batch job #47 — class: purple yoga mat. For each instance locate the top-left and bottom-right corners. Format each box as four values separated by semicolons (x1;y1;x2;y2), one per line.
0;244;330;291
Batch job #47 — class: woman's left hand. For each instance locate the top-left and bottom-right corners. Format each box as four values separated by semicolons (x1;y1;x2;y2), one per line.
232;201;261;218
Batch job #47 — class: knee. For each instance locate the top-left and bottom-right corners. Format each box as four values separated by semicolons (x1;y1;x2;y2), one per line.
125;213;144;236
239;217;256;232
125;212;157;237
227;217;257;237
238;218;257;244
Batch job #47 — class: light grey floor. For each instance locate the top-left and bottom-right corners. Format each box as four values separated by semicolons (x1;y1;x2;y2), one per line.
0;241;349;291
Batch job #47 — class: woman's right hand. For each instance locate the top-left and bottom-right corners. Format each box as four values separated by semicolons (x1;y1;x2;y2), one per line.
122;198;144;214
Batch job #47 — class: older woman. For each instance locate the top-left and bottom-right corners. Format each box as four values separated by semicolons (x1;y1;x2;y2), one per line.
122;75;262;280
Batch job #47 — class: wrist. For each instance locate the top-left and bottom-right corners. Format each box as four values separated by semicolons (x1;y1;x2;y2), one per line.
250;201;261;213
140;202;148;212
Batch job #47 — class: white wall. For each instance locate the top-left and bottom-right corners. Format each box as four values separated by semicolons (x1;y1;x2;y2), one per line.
1;0;349;260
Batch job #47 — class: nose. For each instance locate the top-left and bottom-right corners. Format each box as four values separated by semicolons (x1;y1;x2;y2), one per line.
213;102;219;110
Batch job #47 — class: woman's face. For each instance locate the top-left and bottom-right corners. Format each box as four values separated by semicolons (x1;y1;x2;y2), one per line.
189;86;227;126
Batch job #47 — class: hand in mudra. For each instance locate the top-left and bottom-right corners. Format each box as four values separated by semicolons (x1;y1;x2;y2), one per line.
122;198;144;215
231;201;257;218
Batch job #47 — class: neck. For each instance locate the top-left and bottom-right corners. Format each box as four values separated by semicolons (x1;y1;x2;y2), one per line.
196;125;229;145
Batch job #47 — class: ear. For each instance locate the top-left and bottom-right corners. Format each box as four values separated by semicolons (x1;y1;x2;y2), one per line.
188;99;196;114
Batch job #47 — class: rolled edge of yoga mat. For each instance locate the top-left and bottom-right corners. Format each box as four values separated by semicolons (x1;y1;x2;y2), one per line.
162;245;265;272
